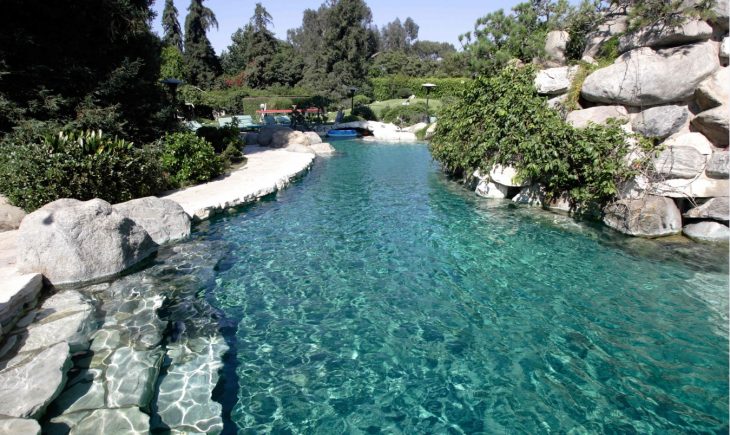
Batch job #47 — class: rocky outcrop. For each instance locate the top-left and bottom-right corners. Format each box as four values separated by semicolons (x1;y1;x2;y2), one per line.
662;132;714;156
16;199;157;286
603;195;683;237
476;181;509;199
684;197;729;221
0;273;42;343
649;176;730;198
0;196;25;233
489;165;529;187
581;41;719;106
683;221;730;242
309;142;336;155
512;185;572;212
71;407;151;434
544;30;570;66
618;19;713;53
113;197;191;245
706;151;729;179
534;66;579;95
583;13;629;58
695;67;729;111
631;105;689;138
691;106;729;147
653;146;707;179
566;105;629;128
0;342;71;418
0;416;41;435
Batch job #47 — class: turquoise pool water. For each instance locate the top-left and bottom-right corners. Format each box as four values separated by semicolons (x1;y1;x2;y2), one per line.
196;141;728;433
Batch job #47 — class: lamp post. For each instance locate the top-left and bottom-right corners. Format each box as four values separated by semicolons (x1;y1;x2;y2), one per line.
422;83;436;123
348;86;358;113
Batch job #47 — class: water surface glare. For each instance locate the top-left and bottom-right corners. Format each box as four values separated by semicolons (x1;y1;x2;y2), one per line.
198;141;728;434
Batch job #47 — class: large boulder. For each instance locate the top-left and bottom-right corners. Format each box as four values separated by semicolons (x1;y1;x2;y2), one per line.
0;196;25;233
16;199;157;286
0;342;71;418
489;165;529;187
618;19;713;53
512;184;571;212
583;13;629;58
683;221;730;242
424;123;437;140
257;126;293;147
304;131;323;145
691;106;729;147
603;195;682;237
0;273;42;341
534;66;579;95
649;176;730;198
662;132;714;155
544;30;570;66
475;180;509;199
581;41;719;106
566;105;629;128
0;416;40;435
695;67;729;111
113;197;191;245
272;129;308;148
72;407;150;434
706;151;729;178
631;105;689;138
684;197;729;221
309;142;336;155
653;146;707;179
721;37;729;64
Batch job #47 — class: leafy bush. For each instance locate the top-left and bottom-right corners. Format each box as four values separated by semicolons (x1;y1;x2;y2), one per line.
396;88;413;99
371;76;471;101
0;125;166;211
352;105;378;121
160;132;223;188
340;114;362;123
353;94;371;106
431;65;645;211
380;103;428;126
195;125;242;153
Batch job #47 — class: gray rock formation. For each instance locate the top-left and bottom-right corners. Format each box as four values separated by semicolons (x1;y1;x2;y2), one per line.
15;291;95;353
512;185;572;212
691;106;729;147
581;41;719;106
16;198;157;286
662;132;714;156
695;67;729;111
684;197;730;221
0;342;71;418
71;407;150;434
534;66;579;95
603;195;682;237
256;126;291;147
649;176;730;198
653;146;707;179
683;221;730;242
0;415;41;435
105;347;164;410
489;165;529;187
544;30;569;66
632;105;689;138
583;13;628;58
0;196;25;232
309;143;336;155
706;151;729;178
0;273;42;342
618;19;713;53
566;105;629;128
476;181;509;199
113;196;191;245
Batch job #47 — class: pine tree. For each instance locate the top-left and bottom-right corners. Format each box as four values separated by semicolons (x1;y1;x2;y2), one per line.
162;0;183;51
222;2;279;88
183;0;221;88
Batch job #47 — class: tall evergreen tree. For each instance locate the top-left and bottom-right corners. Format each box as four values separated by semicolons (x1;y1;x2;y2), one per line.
162;0;183;51
183;0;221;88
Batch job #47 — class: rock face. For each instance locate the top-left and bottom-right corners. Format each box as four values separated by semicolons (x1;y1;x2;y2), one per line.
695;67;729;111
684;197;729;221
72;407;150;434
544;30;570;65
662;132;714;155
0;273;42;342
566;105;629;128
683;221;730;242
0;416;41;435
113;197;191;245
618;19;713;53
512;185;545;207
0;196;25;233
475;181;509;199
0;342;71;418
721;37;729;63
257;126;292;147
691;106;729;147
309;142;336;155
16;199;157;286
489;165;529;187
534;66;579;95
603;195;683;237
649;176;730;198
583;13;629;58
631;105;689;138
706;151;729;179
653;146;707;179
581;41;719;106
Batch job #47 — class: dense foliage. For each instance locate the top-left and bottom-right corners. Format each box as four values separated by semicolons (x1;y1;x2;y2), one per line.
371;77;471;101
162;0;184;51
160;132;223;187
0;128;165;211
183;0;222;88
380;103;428;126
431;65;644;210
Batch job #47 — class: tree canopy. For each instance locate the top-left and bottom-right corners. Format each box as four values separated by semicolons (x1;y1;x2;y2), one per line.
183;0;222;88
162;0;183;51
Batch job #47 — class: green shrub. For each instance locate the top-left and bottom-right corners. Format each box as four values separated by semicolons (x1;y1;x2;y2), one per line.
221;143;246;165
353;94;372;106
431;65;647;211
352;105;378;121
160;132;223;188
380;103;427;126
195;125;242;153
340;114;362;123
371;76;471;101
597;36;620;62
0;125;166;211
396;88;413;99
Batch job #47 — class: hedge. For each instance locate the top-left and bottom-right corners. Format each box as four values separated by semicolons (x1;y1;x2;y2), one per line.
370;76;472;101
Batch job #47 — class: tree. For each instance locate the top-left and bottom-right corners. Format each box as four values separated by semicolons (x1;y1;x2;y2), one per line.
0;0;171;142
183;0;221;88
404;17;419;47
162;0;183;51
381;18;407;52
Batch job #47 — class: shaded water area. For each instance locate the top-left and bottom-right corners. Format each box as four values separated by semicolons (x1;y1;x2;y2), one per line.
54;140;729;433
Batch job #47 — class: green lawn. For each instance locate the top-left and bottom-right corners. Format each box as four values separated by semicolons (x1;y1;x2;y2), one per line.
369;98;442;117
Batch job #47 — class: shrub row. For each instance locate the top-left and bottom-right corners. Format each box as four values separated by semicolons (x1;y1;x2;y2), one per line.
370;76;472;101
